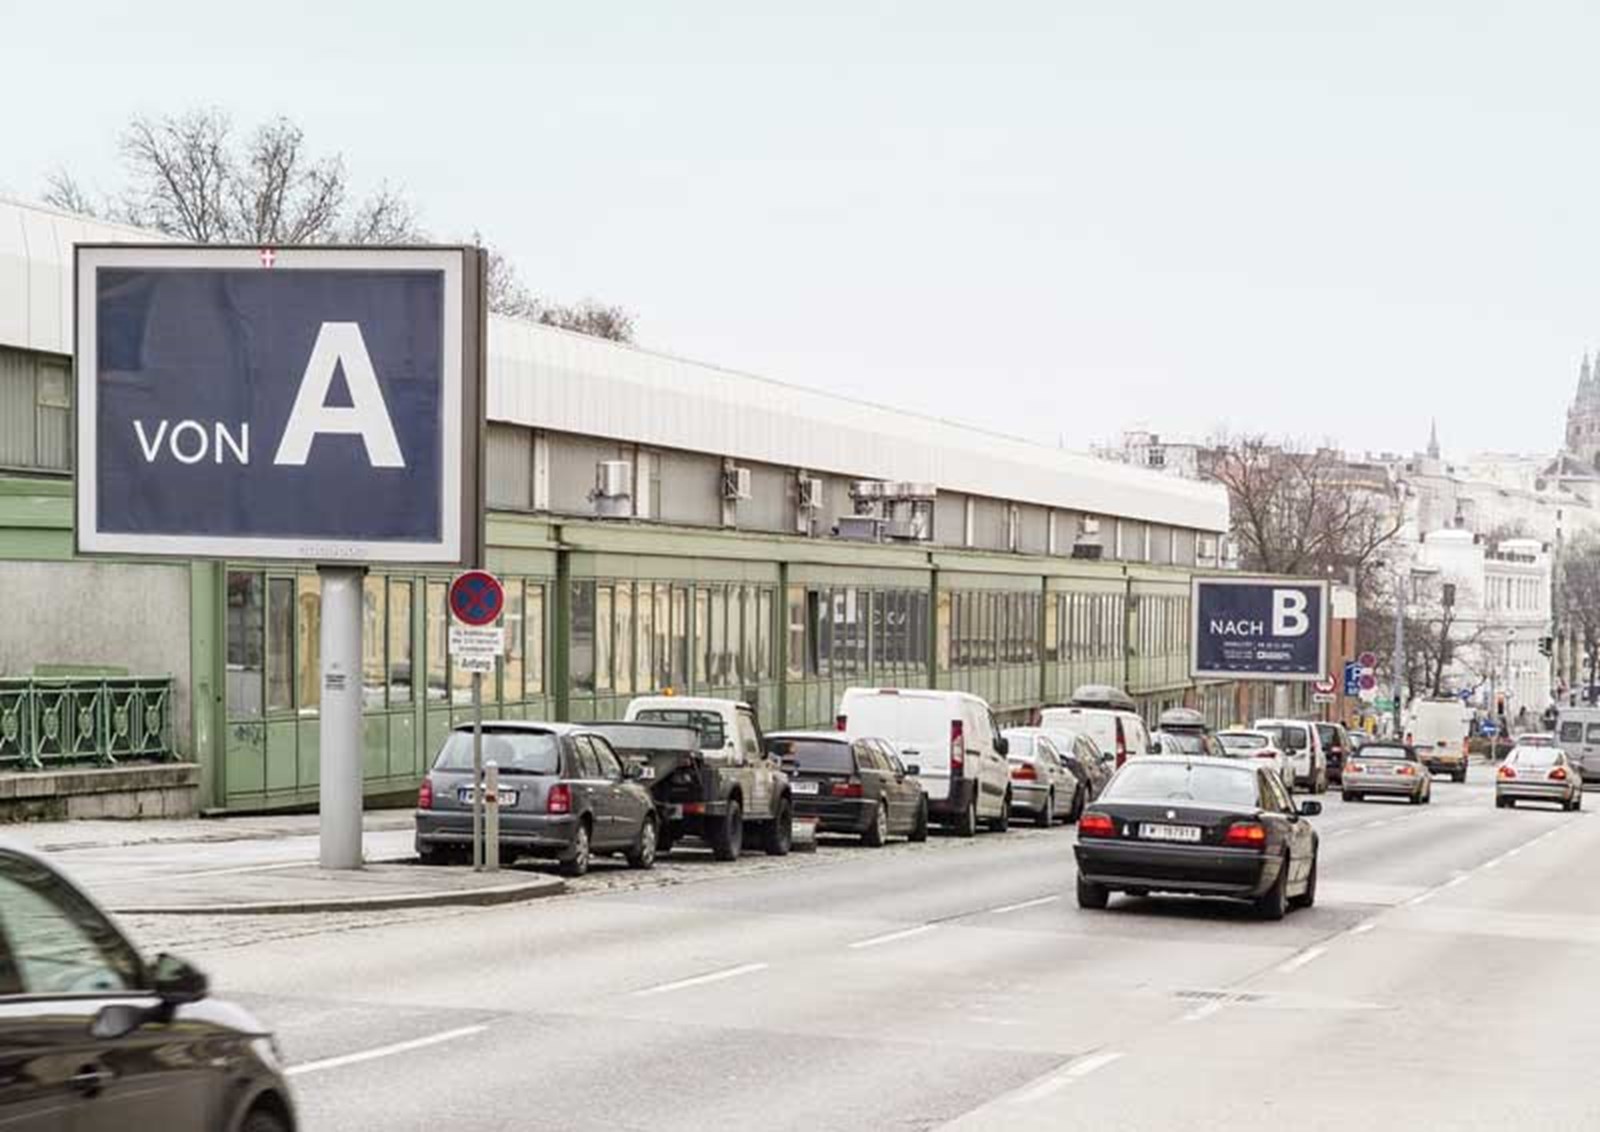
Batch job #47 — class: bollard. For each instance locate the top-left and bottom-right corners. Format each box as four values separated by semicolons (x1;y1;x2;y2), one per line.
484;760;500;873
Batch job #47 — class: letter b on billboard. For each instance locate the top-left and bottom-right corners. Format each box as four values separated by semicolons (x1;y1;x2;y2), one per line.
1191;577;1328;681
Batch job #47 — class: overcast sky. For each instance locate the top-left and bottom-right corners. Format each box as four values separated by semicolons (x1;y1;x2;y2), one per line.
5;1;1598;459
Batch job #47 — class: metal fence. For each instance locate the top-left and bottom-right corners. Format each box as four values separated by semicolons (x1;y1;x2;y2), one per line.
0;678;175;770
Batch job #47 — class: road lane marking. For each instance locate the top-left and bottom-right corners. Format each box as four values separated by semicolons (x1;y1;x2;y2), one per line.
1482;857;1504;871
1179;1000;1226;1023
1275;946;1328;974
1443;875;1469;888
849;924;938;950
1347;921;1377;936
287;1025;487;1077
988;895;1061;915
632;963;769;997
1407;891;1437;906
1012;1051;1126;1103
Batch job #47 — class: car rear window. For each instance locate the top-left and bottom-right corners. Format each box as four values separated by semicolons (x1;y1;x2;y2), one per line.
434;731;560;775
1587;724;1600;745
587;723;699;754
1357;744;1412;760
1218;733;1266;753
1004;734;1035;758
1158;732;1208;755
1106;763;1259;807
1509;747;1559;768
633;709;726;749
768;738;855;773
1558;721;1583;743
1260;724;1307;751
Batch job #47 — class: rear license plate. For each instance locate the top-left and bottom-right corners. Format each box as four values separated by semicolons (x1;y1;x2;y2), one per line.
792;781;819;795
1139;823;1201;843
458;787;518;807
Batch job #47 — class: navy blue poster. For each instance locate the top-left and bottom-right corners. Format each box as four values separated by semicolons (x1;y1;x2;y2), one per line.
1191;578;1327;680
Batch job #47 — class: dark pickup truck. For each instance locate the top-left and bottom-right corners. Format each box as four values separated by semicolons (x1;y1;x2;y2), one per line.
588;721;793;861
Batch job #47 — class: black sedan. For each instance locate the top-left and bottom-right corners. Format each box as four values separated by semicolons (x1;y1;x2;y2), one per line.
1074;755;1321;920
0;841;296;1132
767;732;929;845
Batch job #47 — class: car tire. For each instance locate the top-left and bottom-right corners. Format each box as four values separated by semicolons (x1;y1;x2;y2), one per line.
560;820;592;878
909;799;930;842
417;842;451;866
1341;791;1355;803
1289;852;1318;910
952;793;978;838
1422;783;1432;805
762;800;793;856
242;1106;291;1132
863;800;889;847
987;790;1013;833
1035;791;1054;829
1076;874;1110;910
1255;853;1290;921
625;816;658;869
1501;797;1515;809
709;799;744;861
1576;792;1585;812
1453;768;1467;784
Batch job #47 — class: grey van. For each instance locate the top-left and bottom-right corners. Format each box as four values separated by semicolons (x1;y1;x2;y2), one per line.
1553;706;1600;784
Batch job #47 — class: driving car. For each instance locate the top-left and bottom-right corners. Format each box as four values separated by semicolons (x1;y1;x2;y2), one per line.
1496;745;1585;810
1153;707;1226;757
1074;755;1322;920
1002;727;1083;826
1254;718;1328;793
1315;722;1354;786
0;840;297;1132
1216;729;1296;793
1341;741;1432;804
1038;685;1153;769
1041;727;1114;814
766;731;929;844
415;722;659;877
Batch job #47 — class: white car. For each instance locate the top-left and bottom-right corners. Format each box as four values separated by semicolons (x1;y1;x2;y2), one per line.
1254;718;1328;794
1001;727;1082;826
837;688;1013;836
1039;685;1153;770
1216;729;1296;793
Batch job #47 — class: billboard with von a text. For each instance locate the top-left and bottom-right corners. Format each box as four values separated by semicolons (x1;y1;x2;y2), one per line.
1190;576;1329;681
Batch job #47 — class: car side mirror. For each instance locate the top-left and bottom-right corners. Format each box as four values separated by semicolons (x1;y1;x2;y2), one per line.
622;761;643;780
905;763;921;776
1150;738;1163;754
150;953;208;1006
994;736;1010;756
90;1002;148;1040
1298;800;1322;817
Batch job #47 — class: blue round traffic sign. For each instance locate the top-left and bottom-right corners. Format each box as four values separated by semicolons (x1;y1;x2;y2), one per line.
449;570;504;627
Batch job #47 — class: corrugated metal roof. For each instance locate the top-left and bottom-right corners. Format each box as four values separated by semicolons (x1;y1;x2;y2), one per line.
0;195;1227;532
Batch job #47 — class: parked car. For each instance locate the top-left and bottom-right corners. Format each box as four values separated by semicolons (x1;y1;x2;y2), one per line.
1553;705;1600;783
1039;685;1153;769
1342;741;1431;805
1216;728;1296;794
622;696;793;859
1314;723;1354;786
766;732;928;844
1001;727;1082;826
1254;718;1328;793
1497;745;1584;810
1153;707;1226;757
1075;756;1322;920
415;723;659;877
1041;726;1114;812
1406;697;1472;781
0;840;297;1132
836;688;1012;836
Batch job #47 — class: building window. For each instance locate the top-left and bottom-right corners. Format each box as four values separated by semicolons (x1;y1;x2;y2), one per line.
264;577;295;714
595;584;614;694
226;572;264;718
387;579;413;706
526;583;546;697
297;575;321;715
426;581;448;702
363;576;387;710
502;579;524;703
671;585;689;688
570;581;596;695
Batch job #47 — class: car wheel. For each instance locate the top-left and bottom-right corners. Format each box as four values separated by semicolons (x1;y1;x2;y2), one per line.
1501;797;1515;810
953;793;978;838
762;799;793;856
417;842;450;866
1035;790;1054;829
1341;791;1354;803
1422;783;1432;805
560;820;592;878
709;799;744;861
1255;853;1290;921
987;790;1012;833
909;799;930;842
626;816;658;869
1289;852;1318;910
242;1105;291;1132
863;800;889;847
1454;768;1467;784
1076;874;1110;910
1576;792;1585;812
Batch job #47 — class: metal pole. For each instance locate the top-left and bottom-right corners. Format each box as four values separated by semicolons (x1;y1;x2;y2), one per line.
318;566;364;870
1391;567;1405;738
485;759;500;872
472;671;484;871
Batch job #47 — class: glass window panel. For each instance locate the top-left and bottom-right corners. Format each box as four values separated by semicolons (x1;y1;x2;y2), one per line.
570;581;596;695
427;581;449;702
695;587;711;686
786;585;806;681
389;579;413;706
746;587;762;684
671;586;689;687
811;589;830;678
297;575;321;714
226;571;264;718
615;583;635;696
758;588;774;681
636;581;655;693
596;585;614;694
655;584;671;690
266;577;294;714
937;590;952;670
526;584;545;696
712;586;730;685
363;575;386;710
503;580;524;704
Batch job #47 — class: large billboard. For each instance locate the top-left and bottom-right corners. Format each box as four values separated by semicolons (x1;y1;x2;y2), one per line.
1190;575;1329;681
75;245;483;565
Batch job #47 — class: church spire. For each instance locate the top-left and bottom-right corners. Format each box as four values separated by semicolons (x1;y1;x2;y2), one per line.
1427;418;1440;459
1582;353;1595;401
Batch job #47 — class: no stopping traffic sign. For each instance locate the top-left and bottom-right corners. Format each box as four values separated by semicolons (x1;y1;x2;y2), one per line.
450;570;504;626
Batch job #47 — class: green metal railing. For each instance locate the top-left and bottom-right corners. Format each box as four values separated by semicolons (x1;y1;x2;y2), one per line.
0;678;175;770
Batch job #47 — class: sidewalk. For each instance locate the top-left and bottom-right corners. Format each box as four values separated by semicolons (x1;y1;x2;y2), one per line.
3;809;563;915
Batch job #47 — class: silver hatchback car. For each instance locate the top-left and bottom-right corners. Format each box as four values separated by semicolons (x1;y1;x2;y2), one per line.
1496;745;1585;811
1341;741;1431;804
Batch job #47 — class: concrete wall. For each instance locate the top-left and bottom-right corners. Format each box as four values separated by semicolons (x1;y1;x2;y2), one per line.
0;560;193;752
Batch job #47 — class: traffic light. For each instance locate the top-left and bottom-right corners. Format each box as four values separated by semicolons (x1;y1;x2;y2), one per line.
1539;636;1554;658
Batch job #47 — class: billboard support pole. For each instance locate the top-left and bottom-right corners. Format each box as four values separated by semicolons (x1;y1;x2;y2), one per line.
318;566;365;870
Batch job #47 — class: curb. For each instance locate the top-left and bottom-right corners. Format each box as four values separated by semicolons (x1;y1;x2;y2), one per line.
109;874;566;916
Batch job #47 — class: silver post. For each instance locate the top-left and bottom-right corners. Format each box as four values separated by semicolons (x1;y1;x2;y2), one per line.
1391;566;1405;739
485;759;500;872
318;566;365;870
472;670;484;871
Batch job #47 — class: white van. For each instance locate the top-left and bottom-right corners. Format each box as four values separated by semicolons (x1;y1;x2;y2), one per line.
1253;718;1328;794
1039;686;1152;769
1406;697;1471;781
836;688;1012;837
1554;705;1600;783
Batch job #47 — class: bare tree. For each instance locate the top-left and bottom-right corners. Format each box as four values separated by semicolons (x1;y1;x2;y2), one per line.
537;300;635;342
474;234;635;341
1562;534;1600;701
1358;572;1486;703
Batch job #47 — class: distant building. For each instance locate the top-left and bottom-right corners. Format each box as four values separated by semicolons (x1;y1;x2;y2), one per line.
1092;430;1204;480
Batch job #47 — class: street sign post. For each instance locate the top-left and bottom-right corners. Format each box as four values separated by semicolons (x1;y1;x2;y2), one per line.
75;245;486;870
1190;576;1330;681
1343;661;1362;697
449;572;505;872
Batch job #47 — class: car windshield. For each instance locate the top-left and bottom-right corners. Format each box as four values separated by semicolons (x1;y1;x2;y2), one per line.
1218;733;1267;753
1158;732;1208;755
633;709;727;749
1509;747;1559;768
1357;744;1412;761
767;737;854;773
1105;762;1259;806
434;730;561;775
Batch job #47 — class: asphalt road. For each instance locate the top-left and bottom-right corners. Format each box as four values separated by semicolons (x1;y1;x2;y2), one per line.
107;774;1600;1131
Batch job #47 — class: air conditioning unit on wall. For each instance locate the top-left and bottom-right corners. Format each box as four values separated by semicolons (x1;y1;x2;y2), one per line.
723;465;752;501
591;460;633;519
798;476;824;511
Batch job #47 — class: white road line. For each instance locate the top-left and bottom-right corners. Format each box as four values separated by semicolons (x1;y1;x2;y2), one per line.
1012;1051;1126;1104
988;895;1061;915
1443;875;1469;888
287;1025;487;1077
1275;946;1328;974
632;962;769;997
1179;1000;1226;1023
1407;890;1437;907
1347;921;1377;936
1481;857;1504;871
849;924;938;950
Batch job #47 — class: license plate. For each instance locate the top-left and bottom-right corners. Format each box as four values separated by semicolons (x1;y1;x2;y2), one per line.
792;781;819;795
458;787;518;807
638;765;656;780
1139;822;1201;843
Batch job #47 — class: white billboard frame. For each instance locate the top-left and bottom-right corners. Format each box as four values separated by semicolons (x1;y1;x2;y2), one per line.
1189;574;1331;683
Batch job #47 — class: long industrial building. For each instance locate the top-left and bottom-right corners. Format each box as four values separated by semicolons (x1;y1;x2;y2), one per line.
0;195;1303;814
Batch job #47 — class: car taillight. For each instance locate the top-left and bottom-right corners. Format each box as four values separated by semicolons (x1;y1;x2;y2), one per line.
831;780;863;798
1498;765;1517;780
1079;812;1114;838
1115;719;1128;767
950;720;965;774
1011;763;1037;781
1549;766;1568;781
547;783;572;814
417;777;434;809
1394;764;1416;776
1348;763;1366;774
836;714;847;731
1223;822;1268;848
1255;750;1276;759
